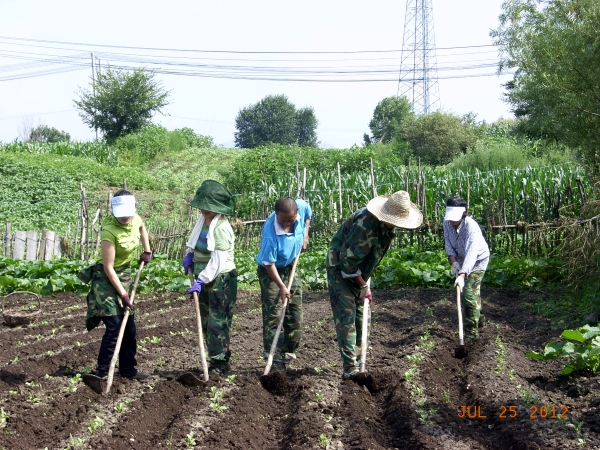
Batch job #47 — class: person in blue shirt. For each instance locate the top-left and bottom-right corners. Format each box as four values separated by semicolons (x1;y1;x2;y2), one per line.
256;197;312;371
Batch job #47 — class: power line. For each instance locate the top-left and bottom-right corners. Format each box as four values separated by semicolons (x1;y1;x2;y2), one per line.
0;35;495;54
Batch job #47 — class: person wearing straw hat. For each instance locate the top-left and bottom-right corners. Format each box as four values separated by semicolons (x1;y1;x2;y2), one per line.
256;197;312;371
83;189;152;381
184;180;238;374
444;197;489;340
326;190;423;380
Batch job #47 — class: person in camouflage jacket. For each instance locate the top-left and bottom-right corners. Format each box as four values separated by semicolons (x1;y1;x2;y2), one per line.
326;191;422;379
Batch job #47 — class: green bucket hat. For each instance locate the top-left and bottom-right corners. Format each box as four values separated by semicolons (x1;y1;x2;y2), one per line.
190;180;236;216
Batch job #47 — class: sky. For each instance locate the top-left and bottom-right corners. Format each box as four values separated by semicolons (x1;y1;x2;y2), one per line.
0;0;513;149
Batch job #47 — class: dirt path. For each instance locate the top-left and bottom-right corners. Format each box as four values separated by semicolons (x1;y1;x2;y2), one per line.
0;288;598;449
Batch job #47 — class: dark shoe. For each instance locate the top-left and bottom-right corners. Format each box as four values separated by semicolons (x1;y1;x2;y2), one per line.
124;372;150;381
272;362;287;372
209;362;231;374
478;314;486;328
342;370;359;380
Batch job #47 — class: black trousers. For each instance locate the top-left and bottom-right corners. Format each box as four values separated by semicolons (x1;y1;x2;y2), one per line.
97;315;137;377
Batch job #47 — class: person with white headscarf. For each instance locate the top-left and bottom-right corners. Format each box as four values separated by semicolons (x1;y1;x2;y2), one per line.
443;197;490;340
82;189;152;380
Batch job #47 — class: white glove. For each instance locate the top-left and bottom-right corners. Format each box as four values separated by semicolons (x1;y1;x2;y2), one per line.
455;276;465;291
451;262;461;277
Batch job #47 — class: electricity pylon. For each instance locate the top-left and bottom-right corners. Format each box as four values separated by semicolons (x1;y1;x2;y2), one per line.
397;0;441;115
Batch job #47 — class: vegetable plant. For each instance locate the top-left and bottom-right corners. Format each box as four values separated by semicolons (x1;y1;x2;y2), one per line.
526;325;600;375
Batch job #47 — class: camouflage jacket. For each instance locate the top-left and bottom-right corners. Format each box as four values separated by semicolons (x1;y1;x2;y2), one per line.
326;207;395;280
85;264;132;331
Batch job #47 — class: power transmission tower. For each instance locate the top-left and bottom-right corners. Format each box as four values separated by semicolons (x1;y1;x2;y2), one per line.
397;0;441;115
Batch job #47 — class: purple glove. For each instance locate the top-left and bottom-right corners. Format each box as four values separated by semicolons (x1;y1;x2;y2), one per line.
119;293;134;311
187;278;204;295
139;251;152;264
182;252;194;274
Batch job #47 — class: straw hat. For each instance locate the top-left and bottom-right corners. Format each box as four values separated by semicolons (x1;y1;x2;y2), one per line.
366;191;423;229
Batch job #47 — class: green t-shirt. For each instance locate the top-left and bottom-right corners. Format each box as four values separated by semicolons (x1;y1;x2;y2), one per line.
193;217;235;273
100;214;143;269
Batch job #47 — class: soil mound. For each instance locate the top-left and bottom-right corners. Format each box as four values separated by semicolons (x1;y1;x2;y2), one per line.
260;371;295;395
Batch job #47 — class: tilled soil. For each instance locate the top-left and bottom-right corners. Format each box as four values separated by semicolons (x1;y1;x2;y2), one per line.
0;287;598;449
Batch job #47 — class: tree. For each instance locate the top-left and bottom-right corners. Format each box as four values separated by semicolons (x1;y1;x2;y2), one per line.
29;125;70;143
406;111;479;165
74;67;170;143
364;96;414;145
234;95;319;148
295;107;319;147
491;0;600;170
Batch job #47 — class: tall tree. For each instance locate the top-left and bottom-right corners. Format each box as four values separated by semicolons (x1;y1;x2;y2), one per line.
74;67;170;143
29;125;70;143
406;111;479;165
234;95;319;148
491;0;600;169
295;107;319;147
364;96;414;145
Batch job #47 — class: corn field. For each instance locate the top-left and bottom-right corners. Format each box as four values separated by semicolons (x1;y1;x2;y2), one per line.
234;163;592;257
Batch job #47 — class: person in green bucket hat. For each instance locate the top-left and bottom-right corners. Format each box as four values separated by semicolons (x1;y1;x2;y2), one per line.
183;180;238;374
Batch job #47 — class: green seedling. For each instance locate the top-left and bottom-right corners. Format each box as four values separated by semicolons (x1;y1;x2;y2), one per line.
209;387;227;411
416;398;429;407
495;335;506;374
156;357;164;367
8;390;17;395
35;335;42;341
406;354;424;363
185;431;197;449
314;367;322;374
319;433;331;447
517;384;539;405
70;434;86;449
166;432;174;450
17;340;24;347
75;341;82;347
226;374;237;385
41;321;48;326
114;402;127;413
0;408;9;427
87;416;105;433
149;336;161;344
568;421;584;435
66;374;82;393
11;357;18;364
28;393;40;404
508;369;516;381
25;381;40;388
82;366;92;374
314;392;325;402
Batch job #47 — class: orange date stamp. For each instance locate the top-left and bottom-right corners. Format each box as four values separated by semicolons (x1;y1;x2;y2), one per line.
458;405;569;419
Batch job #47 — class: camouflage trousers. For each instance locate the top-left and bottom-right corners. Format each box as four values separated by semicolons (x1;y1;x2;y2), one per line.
194;266;238;365
258;264;303;363
462;271;485;339
85;264;133;332
327;269;370;373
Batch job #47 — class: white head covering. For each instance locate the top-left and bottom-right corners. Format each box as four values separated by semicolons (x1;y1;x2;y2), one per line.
112;195;136;218
444;206;466;221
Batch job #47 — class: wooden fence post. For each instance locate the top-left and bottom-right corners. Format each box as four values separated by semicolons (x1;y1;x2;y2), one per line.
4;223;10;256
13;230;26;260
337;162;343;221
44;231;55;260
26;230;38;261
370;157;377;198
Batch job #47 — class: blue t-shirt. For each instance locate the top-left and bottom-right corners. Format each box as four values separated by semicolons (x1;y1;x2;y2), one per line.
256;199;312;268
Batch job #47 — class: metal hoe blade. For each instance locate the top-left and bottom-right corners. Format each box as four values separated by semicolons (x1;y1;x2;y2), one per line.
82;374;105;395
